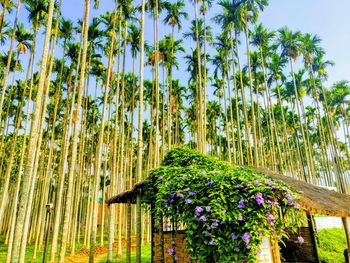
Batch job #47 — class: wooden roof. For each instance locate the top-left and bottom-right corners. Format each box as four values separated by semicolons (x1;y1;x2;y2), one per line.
107;168;350;218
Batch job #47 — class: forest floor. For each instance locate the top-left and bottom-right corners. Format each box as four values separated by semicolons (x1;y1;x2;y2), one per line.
65;243;151;263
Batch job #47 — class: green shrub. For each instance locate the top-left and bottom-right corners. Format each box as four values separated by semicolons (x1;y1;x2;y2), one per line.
144;147;303;262
318;227;347;263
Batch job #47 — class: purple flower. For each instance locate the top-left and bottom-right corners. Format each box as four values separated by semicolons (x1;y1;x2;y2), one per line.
170;193;175;198
209;240;216;246
206;206;211;211
285;193;294;206
185;198;192;204
164;225;170;230
254;179;261;186
266;214;275;221
195;206;203;216
207;226;211;230
255;193;265;205
294;203;300;209
158;176;163;180
236;184;244;189
176;193;183;198
167;248;174;255
170;199;174;203
189;191;195;196
238;198;246;209
212;221;219;227
242;233;251;245
164;204;168;208
199;215;207;222
238;215;243;221
231;234;237;240
174;255;178;261
266;181;276;188
220;220;225;225
206;180;214;186
297;236;304;244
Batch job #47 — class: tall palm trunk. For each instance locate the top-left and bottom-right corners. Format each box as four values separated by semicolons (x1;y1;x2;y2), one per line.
230;31;243;165
11;0;55;260
244;28;258;166
235;34;253;165
136;1;145;261
193;0;203;153
108;9;122;262
58;0;90;261
89;20;115;262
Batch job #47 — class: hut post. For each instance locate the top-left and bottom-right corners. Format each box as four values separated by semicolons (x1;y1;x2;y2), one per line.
159;214;165;262
271;235;281;263
307;215;320;263
342;217;350;262
126;201;132;263
136;192;142;263
151;203;155;262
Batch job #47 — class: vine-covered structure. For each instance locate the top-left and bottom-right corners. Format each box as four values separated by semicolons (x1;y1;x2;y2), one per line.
107;148;350;262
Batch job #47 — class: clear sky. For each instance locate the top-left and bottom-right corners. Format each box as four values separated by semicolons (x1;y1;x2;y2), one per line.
60;0;350;87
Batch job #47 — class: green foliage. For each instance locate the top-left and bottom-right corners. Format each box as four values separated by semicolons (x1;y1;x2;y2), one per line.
318;228;347;263
144;147;303;262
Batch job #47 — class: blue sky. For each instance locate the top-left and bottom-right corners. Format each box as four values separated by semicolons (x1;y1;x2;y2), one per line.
59;0;350;88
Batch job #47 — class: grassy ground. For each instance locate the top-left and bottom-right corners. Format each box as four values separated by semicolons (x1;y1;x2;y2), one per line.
0;236;45;263
318;228;347;263
1;228;345;262
98;244;151;263
0;235;85;263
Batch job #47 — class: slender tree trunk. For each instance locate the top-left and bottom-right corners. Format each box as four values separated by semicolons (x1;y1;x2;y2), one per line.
58;0;90;261
11;0;55;260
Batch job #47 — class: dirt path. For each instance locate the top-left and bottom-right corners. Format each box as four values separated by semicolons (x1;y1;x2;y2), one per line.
64;246;109;263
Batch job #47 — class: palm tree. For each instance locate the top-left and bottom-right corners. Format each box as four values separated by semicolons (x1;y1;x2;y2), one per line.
10;0;55;261
58;0;90;261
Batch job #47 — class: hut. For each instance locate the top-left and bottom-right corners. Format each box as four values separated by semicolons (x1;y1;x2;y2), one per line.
107;150;350;263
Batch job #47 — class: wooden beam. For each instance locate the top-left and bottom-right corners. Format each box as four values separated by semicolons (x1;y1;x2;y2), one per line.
126;201;131;263
307;215;320;263
136;193;142;263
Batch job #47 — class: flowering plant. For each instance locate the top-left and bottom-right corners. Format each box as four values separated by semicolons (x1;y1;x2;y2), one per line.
143;148;303;262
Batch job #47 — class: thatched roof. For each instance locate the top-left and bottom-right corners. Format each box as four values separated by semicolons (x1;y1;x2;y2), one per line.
106;182;144;205
255;168;350;218
107;168;350;218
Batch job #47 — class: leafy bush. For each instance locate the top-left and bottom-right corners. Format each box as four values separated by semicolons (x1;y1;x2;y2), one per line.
318;228;347;263
144;147;303;262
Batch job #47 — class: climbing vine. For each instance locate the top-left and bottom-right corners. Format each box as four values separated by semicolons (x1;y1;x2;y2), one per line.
144;148;304;262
